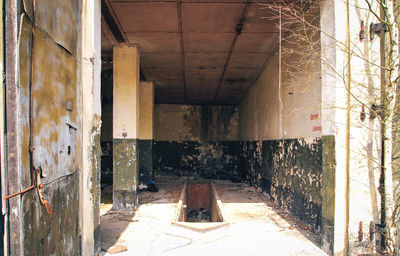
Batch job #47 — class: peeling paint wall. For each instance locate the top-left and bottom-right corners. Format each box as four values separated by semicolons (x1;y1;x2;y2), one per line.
238;1;392;254
112;46;140;210
154;141;241;180
154;104;240;179
240;138;327;233
17;1;83;254
237;3;333;253
113;139;139;209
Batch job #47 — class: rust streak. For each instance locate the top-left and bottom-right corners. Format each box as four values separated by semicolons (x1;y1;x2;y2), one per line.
3;185;35;200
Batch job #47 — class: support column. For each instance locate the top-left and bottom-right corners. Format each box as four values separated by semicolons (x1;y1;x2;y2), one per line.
113;46;140;210
139;81;155;185
81;0;101;254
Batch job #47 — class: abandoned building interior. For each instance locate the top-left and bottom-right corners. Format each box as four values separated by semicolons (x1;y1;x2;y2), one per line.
0;0;399;255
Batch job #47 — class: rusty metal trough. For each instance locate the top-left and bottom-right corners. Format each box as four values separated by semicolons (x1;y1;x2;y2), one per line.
172;181;229;232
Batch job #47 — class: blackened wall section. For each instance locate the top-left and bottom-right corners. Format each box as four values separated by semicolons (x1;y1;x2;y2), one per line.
153;141;242;181
241;138;323;232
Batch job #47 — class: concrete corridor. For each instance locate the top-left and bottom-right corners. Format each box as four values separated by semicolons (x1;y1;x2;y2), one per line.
3;0;398;255
100;179;327;256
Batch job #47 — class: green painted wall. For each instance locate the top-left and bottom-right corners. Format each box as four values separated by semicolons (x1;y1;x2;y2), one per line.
113;139;139;210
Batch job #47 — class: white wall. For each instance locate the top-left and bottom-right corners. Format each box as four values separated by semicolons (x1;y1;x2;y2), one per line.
321;0;388;254
239;11;322;140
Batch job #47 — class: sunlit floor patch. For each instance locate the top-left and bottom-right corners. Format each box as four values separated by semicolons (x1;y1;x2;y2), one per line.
100;180;327;256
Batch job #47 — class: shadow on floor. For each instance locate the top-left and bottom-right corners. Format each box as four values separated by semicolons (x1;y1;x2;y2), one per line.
100;182;184;254
100;185;137;254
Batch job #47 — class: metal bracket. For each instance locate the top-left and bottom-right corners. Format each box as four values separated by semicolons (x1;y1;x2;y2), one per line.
370;22;388;40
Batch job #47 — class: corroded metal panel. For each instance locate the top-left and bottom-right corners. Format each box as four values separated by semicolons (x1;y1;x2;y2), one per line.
22;173;79;255
187;183;211;212
18;15;33;188
19;16;79;184
23;0;80;56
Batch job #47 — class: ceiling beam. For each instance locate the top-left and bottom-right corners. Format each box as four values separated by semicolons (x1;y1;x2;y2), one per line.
177;0;187;103
212;0;251;104
102;0;127;44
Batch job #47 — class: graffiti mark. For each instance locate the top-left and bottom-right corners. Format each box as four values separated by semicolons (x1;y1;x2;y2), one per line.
312;126;322;132
310;114;319;120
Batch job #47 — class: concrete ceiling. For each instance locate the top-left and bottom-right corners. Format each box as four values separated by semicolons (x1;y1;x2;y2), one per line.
102;0;280;105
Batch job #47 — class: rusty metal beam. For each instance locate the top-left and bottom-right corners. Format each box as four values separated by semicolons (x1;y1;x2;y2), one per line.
5;0;22;254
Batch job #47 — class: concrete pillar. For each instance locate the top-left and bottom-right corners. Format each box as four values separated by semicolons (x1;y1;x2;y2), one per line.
81;0;102;254
113;46;140;210
139;81;155;185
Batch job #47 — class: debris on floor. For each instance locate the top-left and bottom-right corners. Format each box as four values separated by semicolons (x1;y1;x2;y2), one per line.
138;180;159;192
186;208;210;222
106;243;128;254
147;180;159;192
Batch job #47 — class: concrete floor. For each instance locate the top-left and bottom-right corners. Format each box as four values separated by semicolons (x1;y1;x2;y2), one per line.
100;179;327;256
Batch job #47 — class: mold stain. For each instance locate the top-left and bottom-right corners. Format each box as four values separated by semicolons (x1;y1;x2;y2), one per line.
242;137;323;232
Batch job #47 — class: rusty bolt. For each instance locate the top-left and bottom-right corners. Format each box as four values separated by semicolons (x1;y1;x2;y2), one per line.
28;146;35;153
